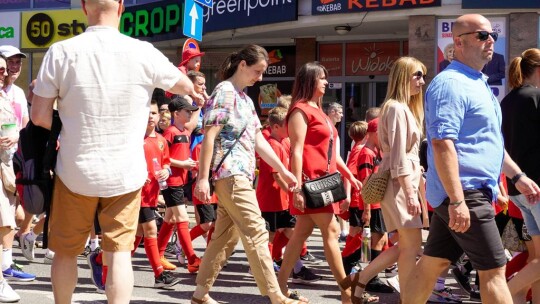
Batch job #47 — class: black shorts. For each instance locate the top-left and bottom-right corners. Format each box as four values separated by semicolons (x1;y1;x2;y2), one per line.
349;208;386;234
262;210;296;232
162;186;185;207
139;207;158;224
196;204;218;224
423;189;507;271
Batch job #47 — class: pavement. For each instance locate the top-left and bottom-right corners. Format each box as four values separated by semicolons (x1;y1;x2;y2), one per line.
7;206;482;304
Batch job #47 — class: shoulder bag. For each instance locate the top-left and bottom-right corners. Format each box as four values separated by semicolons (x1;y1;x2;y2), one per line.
302;117;346;209
208;127;246;195
361;149;390;205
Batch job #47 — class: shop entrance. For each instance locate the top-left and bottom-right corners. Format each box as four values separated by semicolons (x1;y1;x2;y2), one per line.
323;80;388;157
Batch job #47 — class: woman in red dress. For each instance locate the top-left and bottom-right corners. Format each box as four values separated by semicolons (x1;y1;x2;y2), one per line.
277;62;362;303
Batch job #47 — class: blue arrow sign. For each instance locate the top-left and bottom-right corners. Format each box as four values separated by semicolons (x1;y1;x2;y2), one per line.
194;0;212;8
183;0;203;41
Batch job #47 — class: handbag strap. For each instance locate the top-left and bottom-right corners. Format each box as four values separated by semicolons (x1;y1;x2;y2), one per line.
210;126;247;180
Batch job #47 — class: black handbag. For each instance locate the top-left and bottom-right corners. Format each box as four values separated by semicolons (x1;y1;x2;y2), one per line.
208;127;246;195
302;117;346;209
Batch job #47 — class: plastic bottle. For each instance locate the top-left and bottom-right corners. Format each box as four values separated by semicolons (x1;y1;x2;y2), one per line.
152;158;168;190
0;123;18;163
360;226;371;263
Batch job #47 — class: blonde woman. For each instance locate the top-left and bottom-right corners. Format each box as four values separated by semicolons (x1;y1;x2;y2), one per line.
344;57;427;303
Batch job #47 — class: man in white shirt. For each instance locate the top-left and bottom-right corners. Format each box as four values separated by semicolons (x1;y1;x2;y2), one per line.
31;0;197;303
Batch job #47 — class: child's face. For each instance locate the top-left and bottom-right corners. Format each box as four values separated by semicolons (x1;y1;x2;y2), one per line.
159;115;171;130
174;108;193;124
148;104;159;128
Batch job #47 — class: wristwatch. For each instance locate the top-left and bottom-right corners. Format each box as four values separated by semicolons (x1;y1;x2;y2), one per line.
511;172;526;185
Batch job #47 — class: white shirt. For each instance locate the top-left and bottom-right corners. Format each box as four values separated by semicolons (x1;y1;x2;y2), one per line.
3;84;28;130
34;26;182;197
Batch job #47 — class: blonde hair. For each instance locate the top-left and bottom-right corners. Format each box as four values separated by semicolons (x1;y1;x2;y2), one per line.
508;48;540;89
268;106;288;126
277;95;292;109
381;56;425;133
348;121;368;142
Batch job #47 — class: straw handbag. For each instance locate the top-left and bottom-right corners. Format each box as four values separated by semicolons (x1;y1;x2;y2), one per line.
361;169;390;205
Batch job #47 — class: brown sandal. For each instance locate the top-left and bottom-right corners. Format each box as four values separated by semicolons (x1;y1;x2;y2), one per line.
339;273;373;304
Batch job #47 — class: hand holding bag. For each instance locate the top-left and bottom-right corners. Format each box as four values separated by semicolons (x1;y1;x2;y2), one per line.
302;117;346;209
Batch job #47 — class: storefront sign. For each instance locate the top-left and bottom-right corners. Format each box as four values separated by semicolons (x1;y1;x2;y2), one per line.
21;10;87;48
121;0;183;42
0;0;30;11
0;12;20;47
313;0;441;15
319;44;343;77
436;17;507;101
248;80;293;116
203;0;297;33
345;42;400;76
264;46;295;78
462;0;540;9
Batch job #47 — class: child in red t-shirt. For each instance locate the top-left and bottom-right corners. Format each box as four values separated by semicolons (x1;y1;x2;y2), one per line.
256;107;320;283
158;96;202;273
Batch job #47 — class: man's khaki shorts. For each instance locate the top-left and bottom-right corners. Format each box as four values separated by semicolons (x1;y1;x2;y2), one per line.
49;177;141;256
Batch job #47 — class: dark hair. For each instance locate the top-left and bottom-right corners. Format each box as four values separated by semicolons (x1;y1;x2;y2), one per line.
290;62;328;108
219;45;268;81
187;70;205;82
508;48;540;89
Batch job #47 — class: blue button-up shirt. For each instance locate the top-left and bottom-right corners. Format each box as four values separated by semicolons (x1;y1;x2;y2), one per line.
425;60;504;207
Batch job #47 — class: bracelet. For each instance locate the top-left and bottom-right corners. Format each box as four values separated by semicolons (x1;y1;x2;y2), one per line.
166;167;172;176
449;200;464;206
511;172;527;185
291;188;302;193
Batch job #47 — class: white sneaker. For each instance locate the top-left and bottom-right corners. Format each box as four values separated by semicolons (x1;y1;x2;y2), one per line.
386;275;400;293
43;250;55;264
176;248;186;266
20;233;35;261
0;279;20;302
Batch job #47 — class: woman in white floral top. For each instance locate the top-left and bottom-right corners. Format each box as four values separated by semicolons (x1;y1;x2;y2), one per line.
192;45;305;304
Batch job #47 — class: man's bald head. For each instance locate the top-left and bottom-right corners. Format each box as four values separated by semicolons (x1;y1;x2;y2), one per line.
452;14;491;38
81;0;123;26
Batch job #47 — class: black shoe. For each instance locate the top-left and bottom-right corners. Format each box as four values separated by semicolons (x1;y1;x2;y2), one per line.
365;277;395;293
469;286;481;301
300;251;322;264
451;265;472;293
291;266;322;285
164;242;177;257
154;271;180;288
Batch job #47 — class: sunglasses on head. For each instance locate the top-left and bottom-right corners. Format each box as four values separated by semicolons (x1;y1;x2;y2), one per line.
458;30;498;42
413;71;426;80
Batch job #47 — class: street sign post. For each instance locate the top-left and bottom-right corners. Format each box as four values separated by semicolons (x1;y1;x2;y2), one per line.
183;0;203;41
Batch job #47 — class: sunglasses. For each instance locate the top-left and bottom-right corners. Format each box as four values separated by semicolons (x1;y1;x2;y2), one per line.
413;71;426;80
458;31;498;42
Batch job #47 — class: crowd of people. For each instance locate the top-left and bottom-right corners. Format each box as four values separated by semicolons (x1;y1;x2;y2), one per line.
0;5;538;304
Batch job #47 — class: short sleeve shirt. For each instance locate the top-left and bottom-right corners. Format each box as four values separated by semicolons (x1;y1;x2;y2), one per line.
257;136;289;212
4;84;28;129
357;146;381;209
141;133;170;208
163;125;191;186
204;81;262;181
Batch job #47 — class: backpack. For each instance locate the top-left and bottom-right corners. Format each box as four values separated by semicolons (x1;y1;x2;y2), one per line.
13;110;61;215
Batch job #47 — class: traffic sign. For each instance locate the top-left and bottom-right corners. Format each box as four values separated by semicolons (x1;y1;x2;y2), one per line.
194;0;212;8
183;0;203;41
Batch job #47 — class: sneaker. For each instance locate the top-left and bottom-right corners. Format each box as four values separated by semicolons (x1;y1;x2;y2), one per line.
300;251;322;264
366;277;394;293
176;248;186;266
431;287;462;303
451;265;471;293
87;252;104;291
164;242;177;257
154;271;180;288
2;264;35;282
291;266;322;285
386;275;400;293
160;256;176;271
338;234;348;243
385;263;398;278
0;279;20;303
187;256;201;273
273;261;281;272
428;292;452;303
20;233;35;261
43;250;54;264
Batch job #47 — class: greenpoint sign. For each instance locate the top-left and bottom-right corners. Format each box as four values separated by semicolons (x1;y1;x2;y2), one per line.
120;0;183;42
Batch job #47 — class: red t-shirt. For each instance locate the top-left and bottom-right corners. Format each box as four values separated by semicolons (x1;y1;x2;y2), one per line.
287;102;338;215
191;143;217;205
357;146;382;209
163;125;191;186
257;136;289;212
141;133;170;208
346;142;363;208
